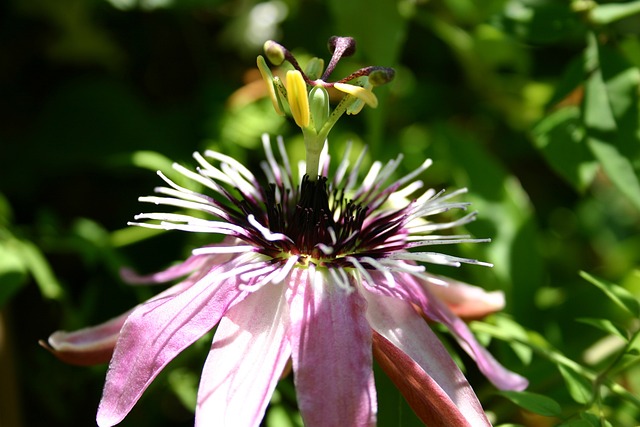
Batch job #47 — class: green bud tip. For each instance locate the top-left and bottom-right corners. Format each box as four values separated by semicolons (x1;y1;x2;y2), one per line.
264;40;286;65
368;67;395;86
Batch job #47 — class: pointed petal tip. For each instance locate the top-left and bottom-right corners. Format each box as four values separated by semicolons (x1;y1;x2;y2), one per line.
39;337;114;366
96;407;123;427
40;311;129;366
498;372;529;392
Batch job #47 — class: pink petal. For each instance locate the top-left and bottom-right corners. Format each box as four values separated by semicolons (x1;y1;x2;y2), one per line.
398;273;528;392
196;280;291;427
287;268;376;427
120;239;239;285
361;283;491;426
422;274;506;320
41;310;132;366
96;261;248;427
42;277;201;367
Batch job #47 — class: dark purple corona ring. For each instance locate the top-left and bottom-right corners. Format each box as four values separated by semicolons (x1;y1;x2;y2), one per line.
134;136;490;279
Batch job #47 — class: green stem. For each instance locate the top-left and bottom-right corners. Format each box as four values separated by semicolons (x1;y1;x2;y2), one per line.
303;130;324;179
303;94;360;180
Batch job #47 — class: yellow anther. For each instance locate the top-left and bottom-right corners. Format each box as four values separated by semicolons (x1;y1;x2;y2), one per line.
257;55;284;116
333;82;378;108
286;70;310;128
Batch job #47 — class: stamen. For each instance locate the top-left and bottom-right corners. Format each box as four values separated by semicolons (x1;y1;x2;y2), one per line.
315;243;334;255
248;214;293;243
408;211;479;233
360;161;382;193
345;256;375;289
192;153;233;185
387;180;424;201
152;185;209;205
262;134;283;185
220;162;262;201
404;238;491;248
333;141;352;187
360;256;396;288
344;145;368;193
155;171;204;199
192;245;255;255
172;163;227;197
387;252;494;268
138;195;228;219
276;135;294;189
397;158;433;186
328;266;353;292
327;227;337;245
270;255;300;284
204;150;258;184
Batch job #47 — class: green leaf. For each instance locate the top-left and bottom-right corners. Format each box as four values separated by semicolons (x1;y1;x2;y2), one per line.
556;419;596;427
432;124;545;325
576;317;628;339
492;315;533;365
0;240;28;306
580;271;640;318
580;411;613;427
18;240;64;300
130;150;175;174
587;137;640;211
583;59;617;133
499;390;563;417
493;1;583;44
582;33;640;211
531;106;598;191
167;368;198;411
590;1;640;25
558;364;594;405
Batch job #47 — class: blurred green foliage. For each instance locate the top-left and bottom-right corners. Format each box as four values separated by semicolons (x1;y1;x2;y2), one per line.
2;0;640;426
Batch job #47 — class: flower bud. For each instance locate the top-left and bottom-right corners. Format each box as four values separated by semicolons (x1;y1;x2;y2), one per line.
305;57;325;81
264;40;286;65
368;67;396;86
309;86;330;132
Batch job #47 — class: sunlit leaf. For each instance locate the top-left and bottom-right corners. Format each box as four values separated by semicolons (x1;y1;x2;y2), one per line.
583;32;640;211
18;240;64;300
167;368;198;411
590;1;640;25
558;364;593;405
583;62;617;132
576;317;628;340
493;1;584;44
0;240;28;306
499;390;562;417
580;271;640;318
493;315;533;365
580;411;613;427
531;106;597;191
587;137;640;211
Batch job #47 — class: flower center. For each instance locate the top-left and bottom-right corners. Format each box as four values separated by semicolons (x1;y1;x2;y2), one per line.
262;175;368;264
